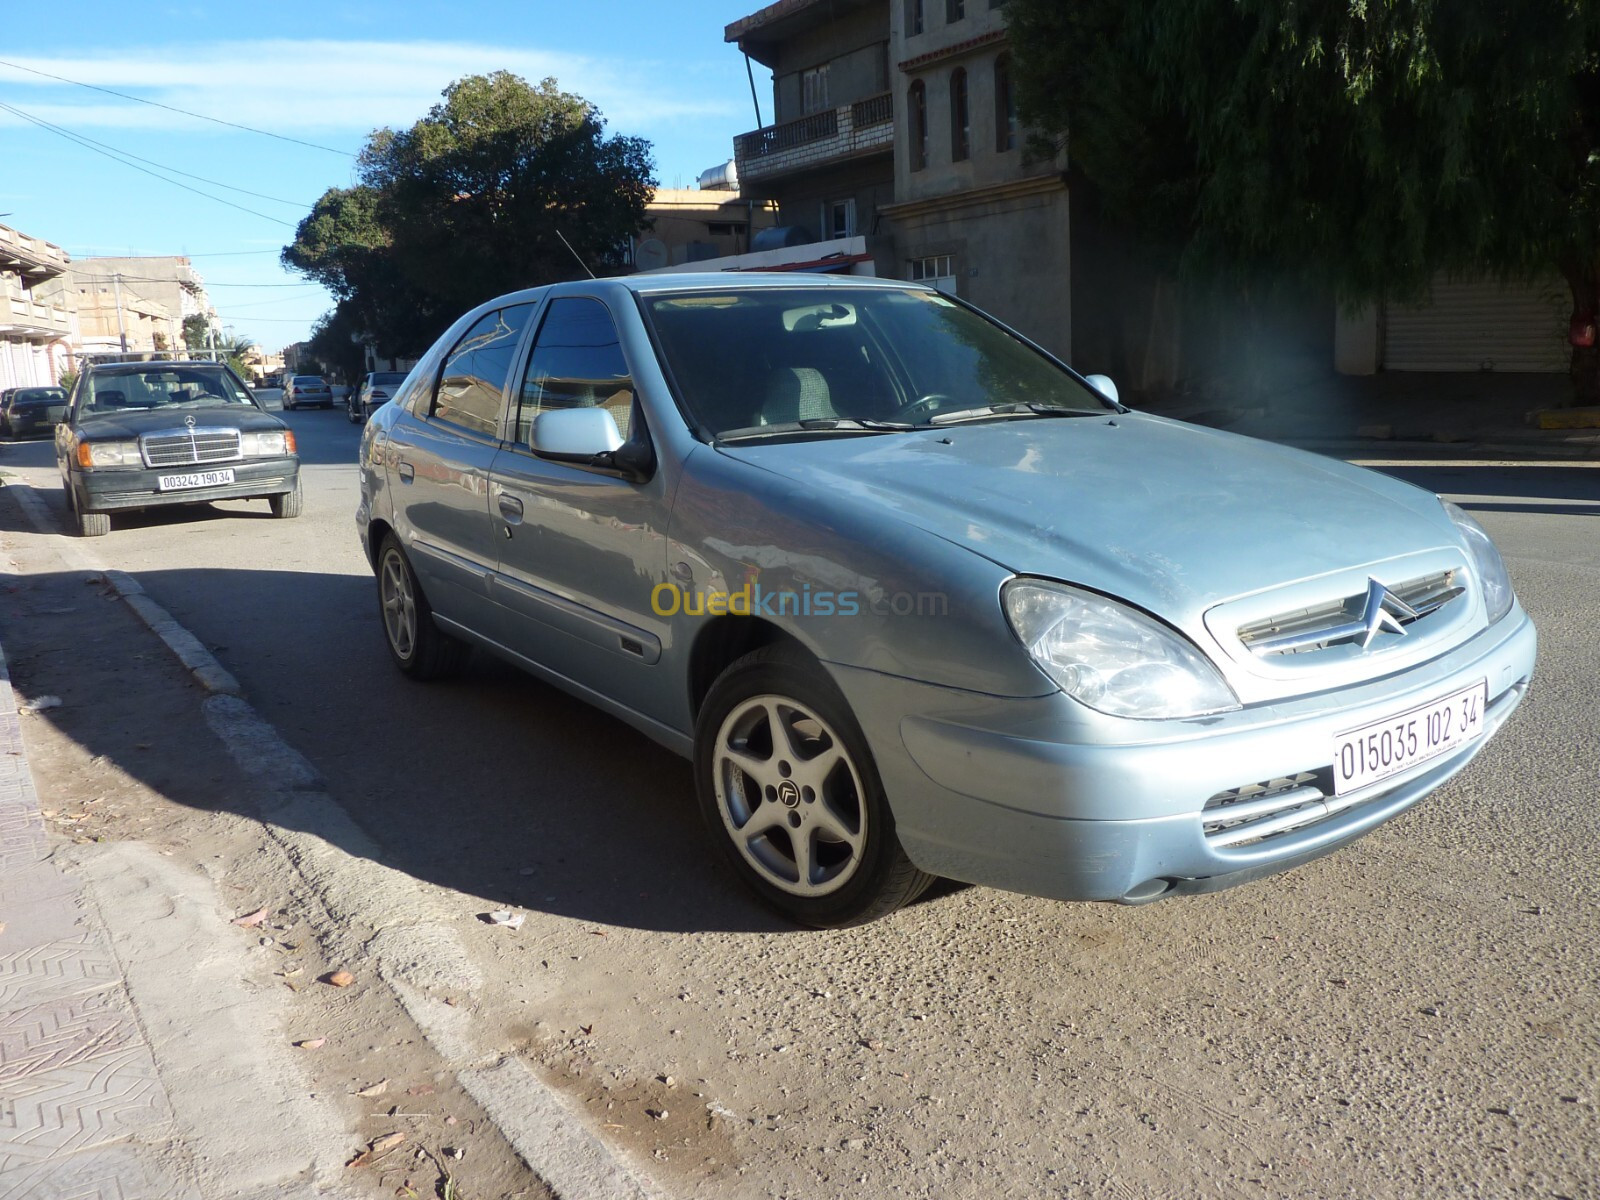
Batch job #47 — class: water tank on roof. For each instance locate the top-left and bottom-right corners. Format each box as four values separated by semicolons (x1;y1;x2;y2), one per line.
697;160;739;191
752;226;816;252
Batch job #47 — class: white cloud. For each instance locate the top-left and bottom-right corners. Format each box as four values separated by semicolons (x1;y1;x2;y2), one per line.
0;39;740;138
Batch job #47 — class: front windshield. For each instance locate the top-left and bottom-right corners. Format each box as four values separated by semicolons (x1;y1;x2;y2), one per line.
642;286;1111;438
80;366;253;417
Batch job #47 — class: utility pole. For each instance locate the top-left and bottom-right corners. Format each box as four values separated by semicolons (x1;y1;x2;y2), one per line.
111;273;128;353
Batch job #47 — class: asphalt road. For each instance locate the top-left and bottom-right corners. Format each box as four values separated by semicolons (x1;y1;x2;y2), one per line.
1;410;1596;1199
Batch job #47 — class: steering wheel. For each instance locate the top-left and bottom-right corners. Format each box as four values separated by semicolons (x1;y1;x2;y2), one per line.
901;393;956;421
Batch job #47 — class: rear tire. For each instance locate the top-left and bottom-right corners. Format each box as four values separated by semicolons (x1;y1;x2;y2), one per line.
695;645;934;927
269;483;303;518
376;534;467;680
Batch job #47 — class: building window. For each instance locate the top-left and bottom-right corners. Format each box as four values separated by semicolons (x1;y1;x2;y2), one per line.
824;199;857;239
801;65;831;115
951;68;970;161
906;0;924;36
909;254;957;295
909;80;928;171
995;53;1018;151
946;0;965;22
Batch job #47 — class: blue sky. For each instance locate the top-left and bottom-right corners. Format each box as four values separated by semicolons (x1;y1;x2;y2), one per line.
0;1;769;351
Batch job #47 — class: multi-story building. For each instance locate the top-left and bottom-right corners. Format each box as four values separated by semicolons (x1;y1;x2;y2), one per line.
726;0;1072;357
726;0;898;273
62;271;180;358
0;223;74;389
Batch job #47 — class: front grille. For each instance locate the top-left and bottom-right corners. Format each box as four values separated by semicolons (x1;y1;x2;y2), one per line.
1202;771;1333;847
1238;571;1464;659
141;427;242;468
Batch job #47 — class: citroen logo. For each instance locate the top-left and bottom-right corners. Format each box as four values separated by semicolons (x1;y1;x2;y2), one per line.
1359;578;1417;648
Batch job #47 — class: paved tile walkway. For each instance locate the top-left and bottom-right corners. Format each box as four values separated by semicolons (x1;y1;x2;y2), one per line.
0;645;199;1200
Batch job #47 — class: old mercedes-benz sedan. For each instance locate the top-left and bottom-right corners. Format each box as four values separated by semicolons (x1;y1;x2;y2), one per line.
356;275;1535;927
57;360;301;536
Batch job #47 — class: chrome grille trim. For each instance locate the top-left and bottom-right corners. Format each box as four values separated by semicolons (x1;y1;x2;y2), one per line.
1239;571;1464;658
140;427;243;468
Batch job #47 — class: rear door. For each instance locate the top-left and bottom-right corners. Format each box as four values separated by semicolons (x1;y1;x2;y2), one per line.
383;303;535;632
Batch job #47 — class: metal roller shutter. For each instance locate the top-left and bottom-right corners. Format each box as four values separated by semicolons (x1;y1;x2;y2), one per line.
1383;275;1568;372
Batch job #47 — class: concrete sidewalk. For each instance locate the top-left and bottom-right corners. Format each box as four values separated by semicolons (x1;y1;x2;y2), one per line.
0;642;202;1200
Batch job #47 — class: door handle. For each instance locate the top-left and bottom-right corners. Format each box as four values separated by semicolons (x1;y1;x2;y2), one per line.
397;461;415;483
497;493;525;524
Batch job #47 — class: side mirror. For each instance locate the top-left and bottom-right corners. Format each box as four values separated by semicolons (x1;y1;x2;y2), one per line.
1083;374;1120;405
532;407;624;458
532;407;654;482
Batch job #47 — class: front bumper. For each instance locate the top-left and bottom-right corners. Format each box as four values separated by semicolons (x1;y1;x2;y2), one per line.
830;605;1536;904
76;458;300;512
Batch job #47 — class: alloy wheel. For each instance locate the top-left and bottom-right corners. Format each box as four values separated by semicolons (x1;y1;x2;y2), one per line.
713;695;867;897
379;548;417;660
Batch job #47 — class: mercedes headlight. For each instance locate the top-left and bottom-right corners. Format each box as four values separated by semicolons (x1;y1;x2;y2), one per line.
241;429;294;457
1444;501;1514;624
1003;580;1239;719
76;440;140;468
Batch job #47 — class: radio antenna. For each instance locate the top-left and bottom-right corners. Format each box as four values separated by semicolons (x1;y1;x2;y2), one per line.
556;230;596;279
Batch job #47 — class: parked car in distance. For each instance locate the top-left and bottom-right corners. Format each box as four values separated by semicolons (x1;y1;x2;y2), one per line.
356;274;1535;927
1;386;68;438
282;374;332;410
56;360;301;536
348;371;410;423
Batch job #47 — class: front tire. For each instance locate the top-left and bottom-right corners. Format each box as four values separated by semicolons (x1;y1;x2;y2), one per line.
695;646;934;927
376;534;466;680
77;505;110;537
269;482;303;518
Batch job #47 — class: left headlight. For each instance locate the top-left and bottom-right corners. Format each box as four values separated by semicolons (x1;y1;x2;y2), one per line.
76;439;140;468
1003;579;1240;719
241;429;294;457
1444;500;1514;624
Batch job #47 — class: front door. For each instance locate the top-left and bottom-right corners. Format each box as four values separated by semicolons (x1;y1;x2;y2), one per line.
486;296;674;724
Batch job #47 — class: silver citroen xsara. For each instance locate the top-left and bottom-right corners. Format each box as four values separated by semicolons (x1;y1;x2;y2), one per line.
356;274;1536;927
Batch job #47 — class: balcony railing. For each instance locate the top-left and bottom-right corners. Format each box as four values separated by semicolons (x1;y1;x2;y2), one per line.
734;92;895;183
2;289;73;340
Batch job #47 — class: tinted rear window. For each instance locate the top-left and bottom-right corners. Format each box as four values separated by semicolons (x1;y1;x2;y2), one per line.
14;388;65;405
370;373;406;386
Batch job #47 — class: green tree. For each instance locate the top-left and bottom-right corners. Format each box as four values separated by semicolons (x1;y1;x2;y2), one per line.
1008;0;1600;402
306;306;368;385
182;314;212;351
284;72;656;357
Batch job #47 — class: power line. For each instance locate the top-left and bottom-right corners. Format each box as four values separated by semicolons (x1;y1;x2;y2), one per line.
72;273;316;288
0;56;355;157
0;100;312;208
0;100;297;227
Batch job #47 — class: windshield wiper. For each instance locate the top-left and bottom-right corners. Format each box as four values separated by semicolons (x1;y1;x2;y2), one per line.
718;417;916;443
926;402;1105;426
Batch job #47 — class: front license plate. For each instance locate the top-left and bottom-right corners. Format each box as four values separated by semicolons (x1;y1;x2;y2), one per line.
157;468;235;492
1333;681;1487;795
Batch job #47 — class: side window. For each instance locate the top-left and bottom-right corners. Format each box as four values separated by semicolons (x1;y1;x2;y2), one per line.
515;298;635;446
430;304;533;437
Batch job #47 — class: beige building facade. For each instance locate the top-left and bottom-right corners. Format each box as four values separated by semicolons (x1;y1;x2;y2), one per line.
0;223;74;389
632;188;781;270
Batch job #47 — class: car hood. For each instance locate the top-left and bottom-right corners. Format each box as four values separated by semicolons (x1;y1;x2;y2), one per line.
73;407;286;438
717;413;1457;627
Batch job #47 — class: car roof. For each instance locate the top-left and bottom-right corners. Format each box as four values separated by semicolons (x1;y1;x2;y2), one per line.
89;360;230;374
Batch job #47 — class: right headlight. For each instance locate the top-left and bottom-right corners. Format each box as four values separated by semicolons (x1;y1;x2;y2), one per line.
1444;501;1514;624
76;439;141;468
1003;579;1240;719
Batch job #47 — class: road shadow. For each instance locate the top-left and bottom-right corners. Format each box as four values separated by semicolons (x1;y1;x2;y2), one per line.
0;558;856;935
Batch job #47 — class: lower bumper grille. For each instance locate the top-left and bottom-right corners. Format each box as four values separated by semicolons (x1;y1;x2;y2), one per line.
1202;771;1336;847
